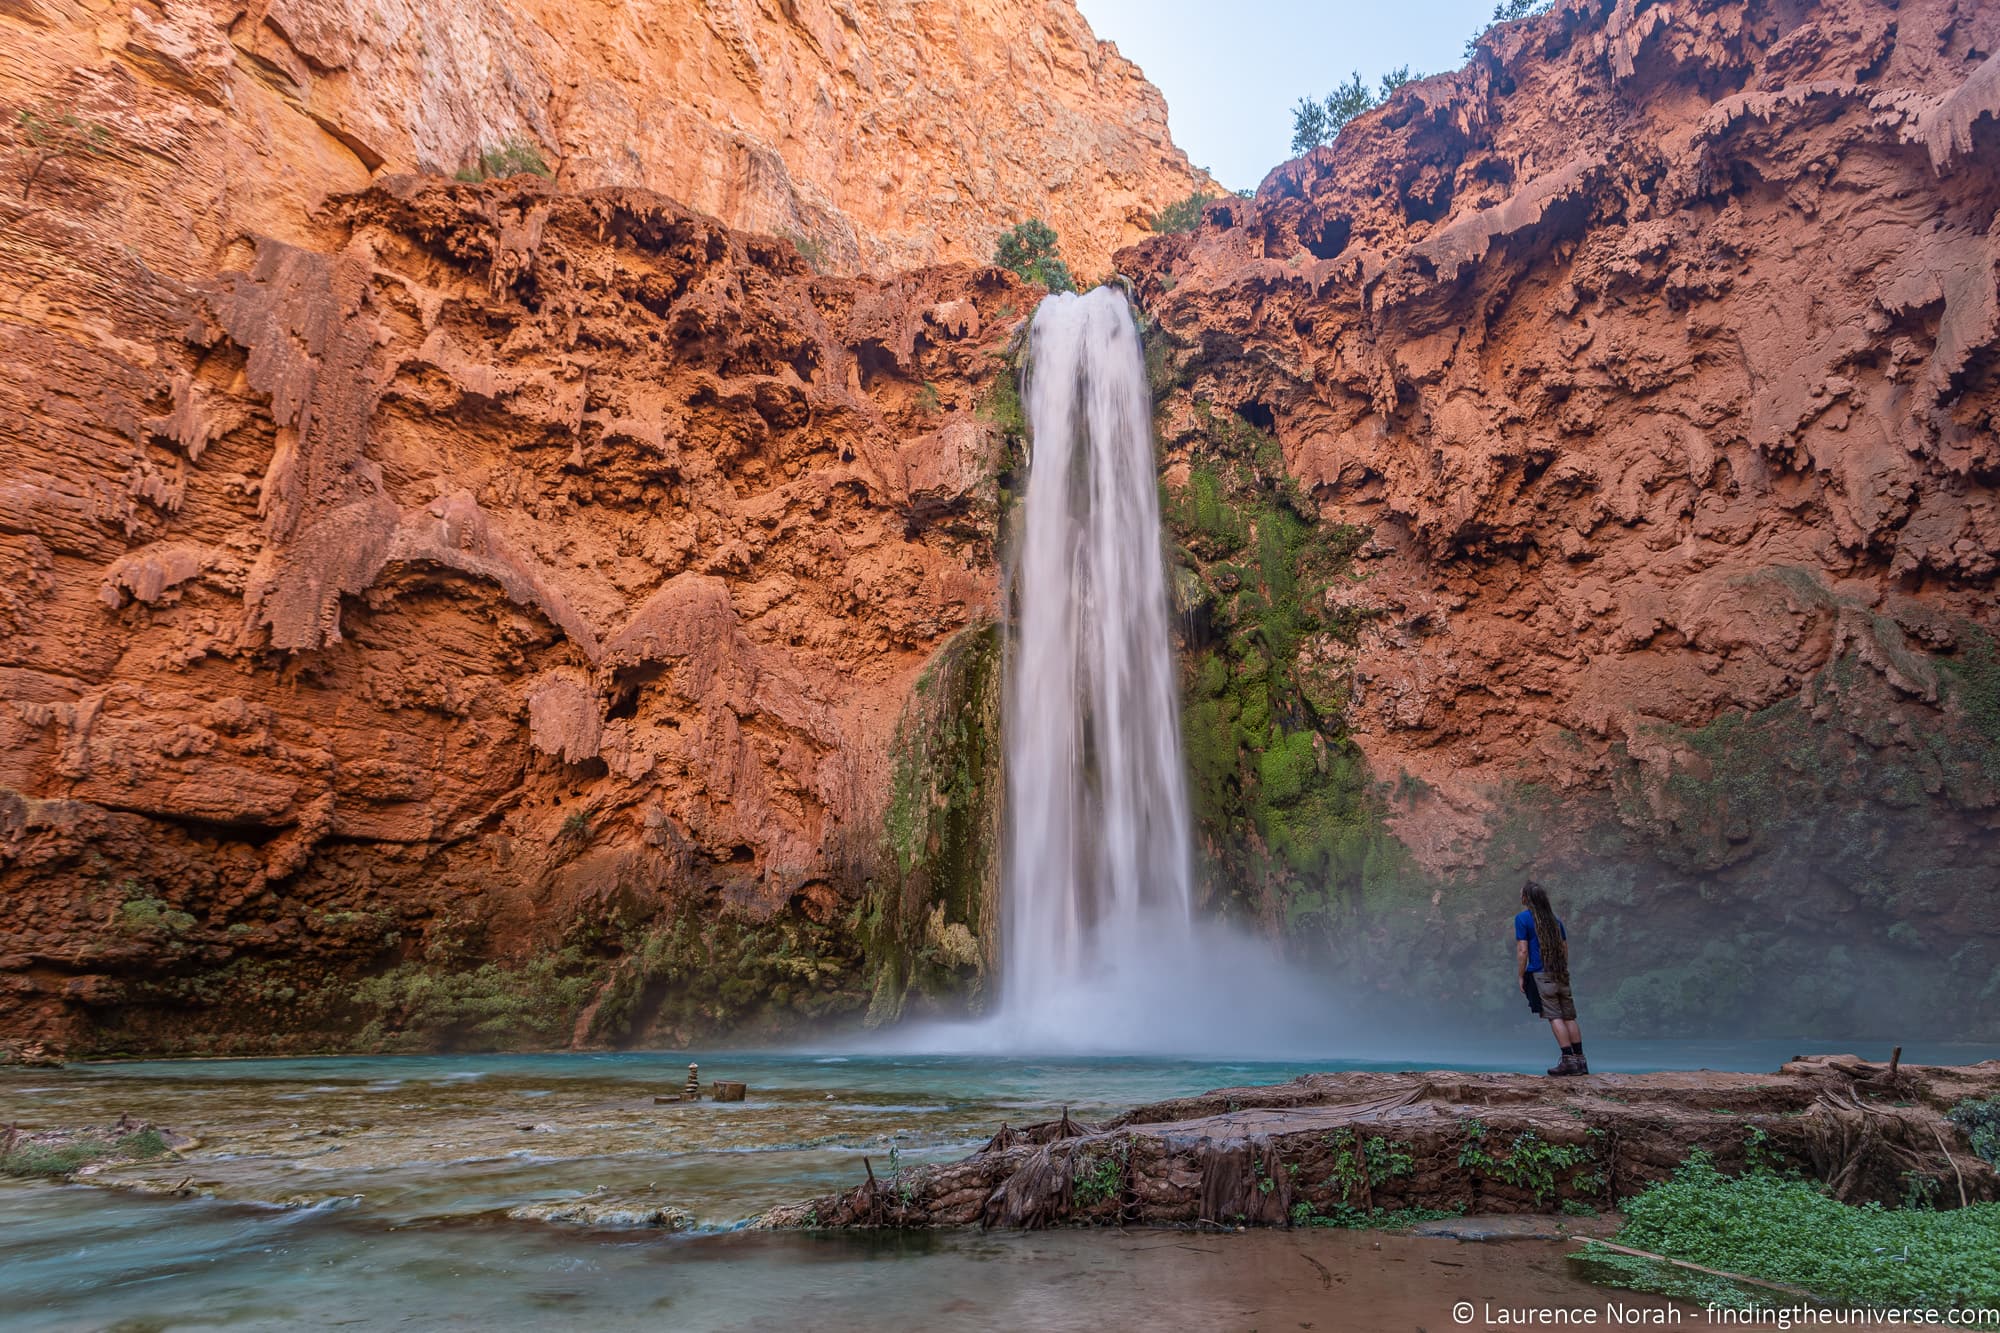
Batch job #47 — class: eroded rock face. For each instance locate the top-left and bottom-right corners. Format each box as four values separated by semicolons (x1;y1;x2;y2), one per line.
1124;0;2000;1035
0;174;1024;1055
0;0;1203;277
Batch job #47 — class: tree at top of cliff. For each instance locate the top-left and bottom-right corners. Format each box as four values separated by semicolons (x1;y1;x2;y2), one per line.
993;220;1076;294
1466;0;1554;55
1290;67;1418;156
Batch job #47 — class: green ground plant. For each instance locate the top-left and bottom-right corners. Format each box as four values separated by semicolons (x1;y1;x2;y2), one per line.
1593;1151;2000;1315
118;892;196;937
2;1129;168;1179
353;948;600;1049
886;1146;917;1207
1291;1201;1462;1229
1073;1139;1129;1208
1320;1129;1416;1203
781;229;830;272
1942;630;2000;780
1456;1124;1601;1205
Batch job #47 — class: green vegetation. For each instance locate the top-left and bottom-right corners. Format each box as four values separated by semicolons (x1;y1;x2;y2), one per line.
1285;0;1556;156
1949;1098;2000;1167
1289;67;1420;154
1942;629;2000;781
118;892;196;937
580;910;868;1046
1148;190;1213;235
781;229;830;272
1467;0;1554;56
1291;1201;1462;1229
862;623;1003;1025
453;138;552;183
1073;1139;1130;1208
1320;1129;1416;1204
1158;394;1399;938
11;103;112;201
992;219;1075;293
886;1146;918;1207
354;948;601;1049
978;359;1026;442
1456;1122;1603;1206
3;1139;109;1178
2;1129;169;1179
1589;1152;2000;1315
1742;1126;1788;1175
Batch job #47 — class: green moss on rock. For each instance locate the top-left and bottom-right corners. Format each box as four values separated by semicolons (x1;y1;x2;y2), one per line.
863;621;1004;1024
1156;390;1401;937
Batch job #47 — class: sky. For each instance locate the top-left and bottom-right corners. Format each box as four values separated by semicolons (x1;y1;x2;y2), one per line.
1075;0;1510;192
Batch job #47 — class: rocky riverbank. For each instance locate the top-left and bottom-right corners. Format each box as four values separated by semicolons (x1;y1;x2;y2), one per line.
759;1055;2000;1229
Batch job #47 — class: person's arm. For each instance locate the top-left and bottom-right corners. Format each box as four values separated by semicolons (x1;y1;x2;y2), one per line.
1516;938;1529;977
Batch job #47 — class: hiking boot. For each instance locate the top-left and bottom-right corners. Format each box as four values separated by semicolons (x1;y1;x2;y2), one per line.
1547;1053;1579;1077
1572;1055;1589;1076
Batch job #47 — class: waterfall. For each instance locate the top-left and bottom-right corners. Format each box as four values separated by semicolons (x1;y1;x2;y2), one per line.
996;285;1196;1042
868;286;1348;1058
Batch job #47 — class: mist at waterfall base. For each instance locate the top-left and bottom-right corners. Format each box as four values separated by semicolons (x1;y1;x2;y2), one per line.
879;286;1349;1060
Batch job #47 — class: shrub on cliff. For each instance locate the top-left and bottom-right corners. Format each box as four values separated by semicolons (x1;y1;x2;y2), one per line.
992;220;1075;293
1466;0;1554;55
454;138;552;183
10;103;113;201
1148;191;1212;235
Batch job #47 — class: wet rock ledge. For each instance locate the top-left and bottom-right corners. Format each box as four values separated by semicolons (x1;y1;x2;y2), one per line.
758;1057;2000;1230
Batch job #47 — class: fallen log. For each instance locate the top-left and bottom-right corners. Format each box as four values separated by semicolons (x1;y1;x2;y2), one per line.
1576;1239;1823;1301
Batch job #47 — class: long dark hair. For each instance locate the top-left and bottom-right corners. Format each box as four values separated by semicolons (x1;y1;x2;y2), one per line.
1522;880;1569;983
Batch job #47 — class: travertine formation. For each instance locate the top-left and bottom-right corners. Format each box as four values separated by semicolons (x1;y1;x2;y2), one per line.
0;0;1204;276
0;171;1025;1053
765;1056;2000;1228
1123;0;2000;1035
5;0;2000;1055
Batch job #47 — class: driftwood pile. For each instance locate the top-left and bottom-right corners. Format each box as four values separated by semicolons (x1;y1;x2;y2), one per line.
758;1056;2000;1230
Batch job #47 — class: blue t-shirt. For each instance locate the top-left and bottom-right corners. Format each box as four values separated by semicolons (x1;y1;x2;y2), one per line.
1515;909;1566;974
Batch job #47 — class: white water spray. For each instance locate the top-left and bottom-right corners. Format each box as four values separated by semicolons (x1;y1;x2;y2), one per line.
999;286;1196;1038
865;287;1349;1059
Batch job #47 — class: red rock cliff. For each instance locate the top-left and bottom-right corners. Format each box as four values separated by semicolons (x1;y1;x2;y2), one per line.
1;170;1025;1054
0;0;1174;1056
0;0;1203;276
1123;0;2000;1037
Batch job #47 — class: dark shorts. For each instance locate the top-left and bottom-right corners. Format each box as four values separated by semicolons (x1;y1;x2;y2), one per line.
1533;971;1577;1022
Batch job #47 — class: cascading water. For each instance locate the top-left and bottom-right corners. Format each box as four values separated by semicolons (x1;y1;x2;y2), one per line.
999;285;1196;1040
874;286;1346;1058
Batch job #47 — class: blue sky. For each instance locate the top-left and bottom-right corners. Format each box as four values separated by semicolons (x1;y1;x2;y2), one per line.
1075;0;1509;191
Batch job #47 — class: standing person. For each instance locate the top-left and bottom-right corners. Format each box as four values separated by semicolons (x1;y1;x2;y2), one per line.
1515;881;1586;1075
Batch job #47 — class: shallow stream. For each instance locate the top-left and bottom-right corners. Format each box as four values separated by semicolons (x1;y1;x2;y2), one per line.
4;1039;1986;1330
